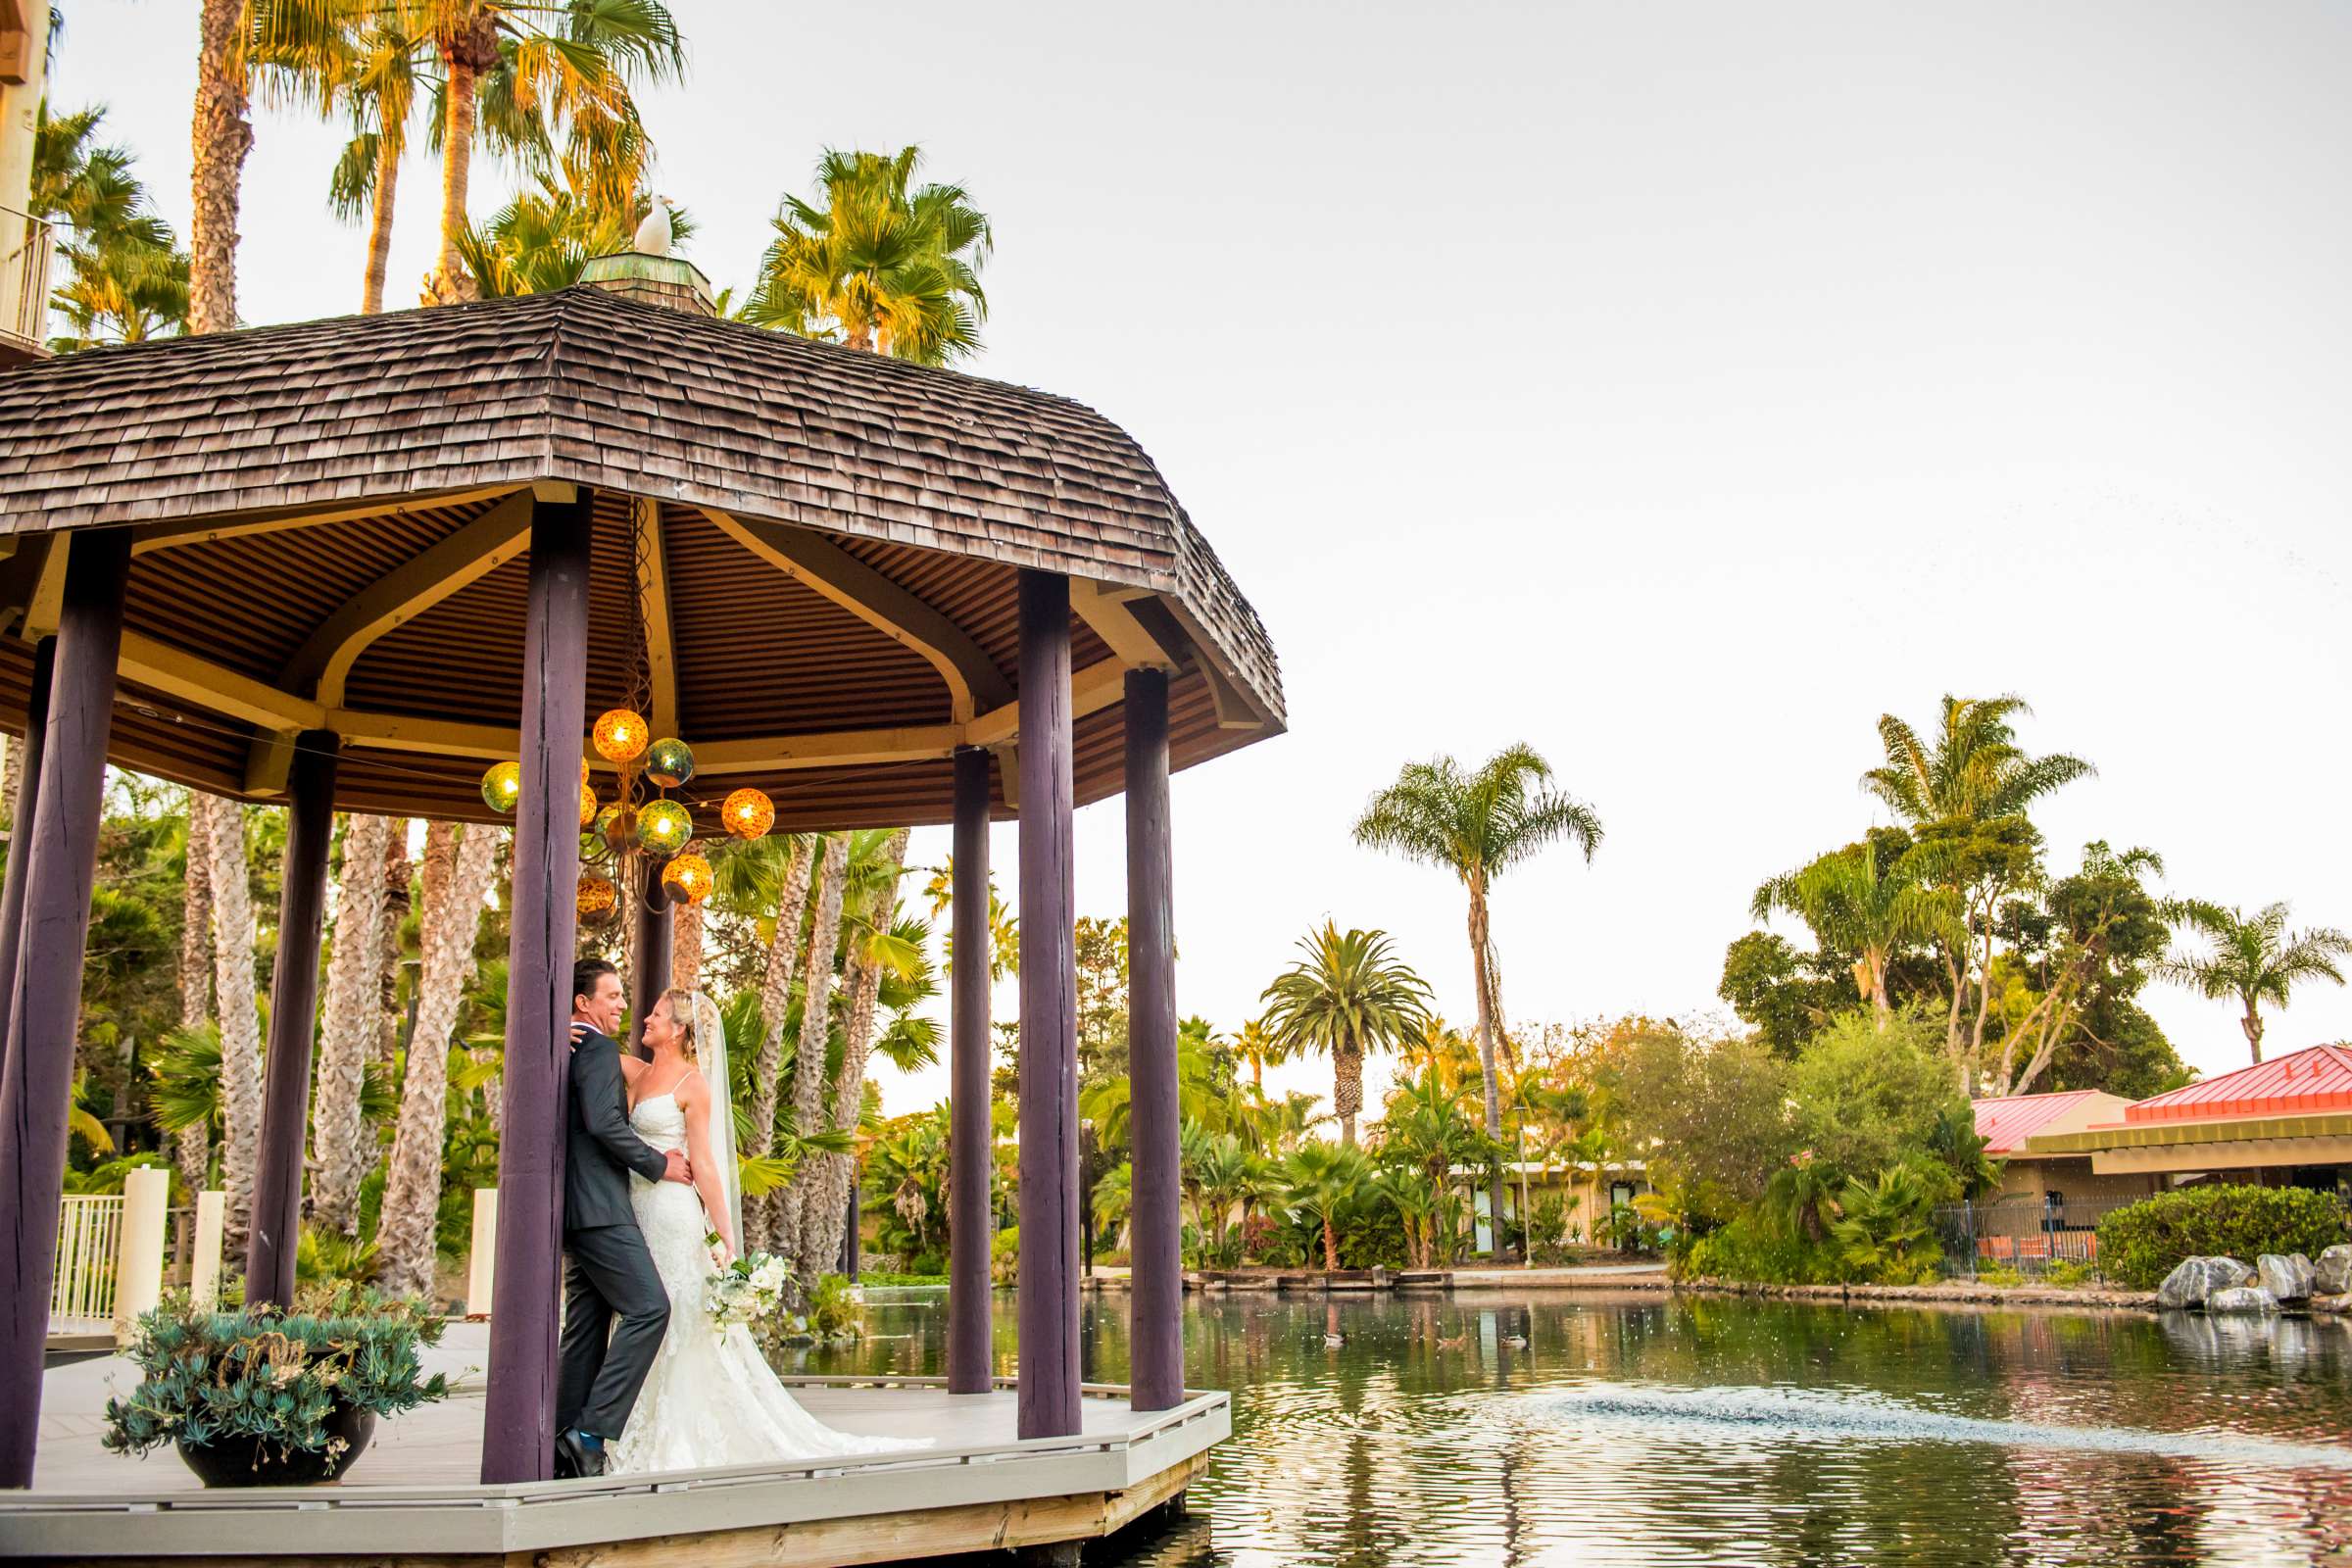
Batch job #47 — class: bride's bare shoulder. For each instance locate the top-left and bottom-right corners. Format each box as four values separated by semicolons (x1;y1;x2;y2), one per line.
674;1065;710;1106
617;1054;645;1082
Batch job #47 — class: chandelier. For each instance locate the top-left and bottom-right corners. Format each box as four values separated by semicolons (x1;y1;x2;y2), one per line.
479;503;775;927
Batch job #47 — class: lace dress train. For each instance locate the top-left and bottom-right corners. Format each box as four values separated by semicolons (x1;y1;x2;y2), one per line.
607;1093;929;1474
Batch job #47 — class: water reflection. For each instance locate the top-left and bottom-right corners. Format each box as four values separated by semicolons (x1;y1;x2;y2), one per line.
807;1289;2352;1567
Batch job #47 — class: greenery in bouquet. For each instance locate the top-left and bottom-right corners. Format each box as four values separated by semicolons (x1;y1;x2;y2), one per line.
705;1232;798;1333
102;1284;450;1462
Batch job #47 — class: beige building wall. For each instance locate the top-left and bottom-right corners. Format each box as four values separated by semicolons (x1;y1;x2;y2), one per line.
1;0;50;356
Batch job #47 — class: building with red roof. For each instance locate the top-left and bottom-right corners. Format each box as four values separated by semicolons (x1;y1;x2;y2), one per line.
1971;1089;2157;1209
2022;1043;2352;1194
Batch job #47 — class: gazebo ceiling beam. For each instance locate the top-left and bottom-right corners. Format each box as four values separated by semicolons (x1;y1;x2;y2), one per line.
1070;578;1185;672
701;508;1014;722
277;491;538;707
634;498;679;736
127;485;524;556
0;534;68;641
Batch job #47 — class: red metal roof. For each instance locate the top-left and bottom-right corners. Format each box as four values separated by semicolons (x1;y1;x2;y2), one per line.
1972;1090;2110;1154
2125;1043;2352;1124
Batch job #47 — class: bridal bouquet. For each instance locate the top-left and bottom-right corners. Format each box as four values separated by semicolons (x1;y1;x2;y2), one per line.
704;1234;794;1332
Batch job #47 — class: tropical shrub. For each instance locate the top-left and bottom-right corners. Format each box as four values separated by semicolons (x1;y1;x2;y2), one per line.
103;1286;448;1461
2095;1184;2349;1289
805;1273;864;1342
1679;1213;1837;1285
1827;1164;1943;1284
1528;1195;1573;1265
991;1224;1020;1286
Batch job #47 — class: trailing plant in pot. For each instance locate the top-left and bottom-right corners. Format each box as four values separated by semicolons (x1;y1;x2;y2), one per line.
103;1284;450;1486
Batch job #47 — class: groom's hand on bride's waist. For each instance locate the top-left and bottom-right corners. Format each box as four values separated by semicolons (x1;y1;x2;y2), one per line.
662;1149;693;1184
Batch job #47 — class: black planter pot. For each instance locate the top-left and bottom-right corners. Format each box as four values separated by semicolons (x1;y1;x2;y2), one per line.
175;1401;377;1487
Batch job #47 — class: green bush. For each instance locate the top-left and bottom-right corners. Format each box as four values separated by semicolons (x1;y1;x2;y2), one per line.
1678;1213;1838;1285
2095;1184;2349;1289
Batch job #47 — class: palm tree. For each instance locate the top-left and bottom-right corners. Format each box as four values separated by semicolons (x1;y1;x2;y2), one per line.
1375;1068;1492;1266
266;14;427;314
749;146;992;364
376;821;501;1297
1259;923;1433;1148
1234;1016;1288;1092
198;798;266;1254
169;797;215;1200
773;833;848;1260
1353;744;1601;1248
920;858;1020;981
1863;695;2093;826
1283;1142;1372;1273
31;104;190;348
307;813;395;1234
189;0;253;334
457;175;690;295
2159;901;2352;1065
1751;836;1955;1031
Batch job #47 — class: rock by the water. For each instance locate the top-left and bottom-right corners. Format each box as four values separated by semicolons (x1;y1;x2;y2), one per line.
2312;1293;2352;1315
2257;1252;2316;1301
2316;1245;2352;1297
2207;1285;2281;1314
2156;1255;2251;1309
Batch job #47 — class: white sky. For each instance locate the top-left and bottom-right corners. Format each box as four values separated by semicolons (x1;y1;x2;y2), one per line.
54;1;2352;1117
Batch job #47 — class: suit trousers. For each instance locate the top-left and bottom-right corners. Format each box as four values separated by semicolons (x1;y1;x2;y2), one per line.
555;1223;670;1440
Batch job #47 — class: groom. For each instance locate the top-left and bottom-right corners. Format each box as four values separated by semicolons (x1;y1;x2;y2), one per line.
553;957;690;1479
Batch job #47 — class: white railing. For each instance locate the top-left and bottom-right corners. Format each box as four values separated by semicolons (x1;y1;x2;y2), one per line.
1;205;53;355
51;1194;122;1331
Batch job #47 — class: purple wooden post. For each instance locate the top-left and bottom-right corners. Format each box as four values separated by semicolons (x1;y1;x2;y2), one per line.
947;746;994;1394
0;635;57;1065
0;529;129;1487
482;492;592;1485
244;731;339;1307
627;862;672;1060
1123;668;1184;1410
1016;569;1081;1439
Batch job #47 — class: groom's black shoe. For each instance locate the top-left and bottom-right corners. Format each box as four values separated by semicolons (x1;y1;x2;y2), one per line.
555;1429;608;1479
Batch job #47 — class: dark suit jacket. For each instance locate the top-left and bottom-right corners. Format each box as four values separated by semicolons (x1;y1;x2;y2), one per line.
564;1025;668;1234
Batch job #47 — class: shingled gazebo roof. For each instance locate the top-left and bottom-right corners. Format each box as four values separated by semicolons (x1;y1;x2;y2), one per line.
0;285;1284;826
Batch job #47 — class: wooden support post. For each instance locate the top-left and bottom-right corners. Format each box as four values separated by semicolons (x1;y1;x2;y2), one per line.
1123;668;1184;1410
948;747;994;1394
0;635;54;1067
627;863;672;1060
482;492;593;1486
1015;570;1081;1440
0;528;129;1487
244;731;339;1307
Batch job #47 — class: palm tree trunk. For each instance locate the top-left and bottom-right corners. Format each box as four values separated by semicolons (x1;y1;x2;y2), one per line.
776;835;848;1265
2241;1002;2264;1065
1334;1040;1361;1148
1465;876;1506;1258
188;0;251;335
378;825;414;1063
744;839;813;1251
174;800;216;1197
307;813;393;1235
201;796;264;1255
376;823;499;1298
806;830;910;1281
672;895;704;992
426;40;480;305
361;134;401;315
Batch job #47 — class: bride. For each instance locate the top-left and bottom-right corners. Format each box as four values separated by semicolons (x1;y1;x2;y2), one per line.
608;986;928;1474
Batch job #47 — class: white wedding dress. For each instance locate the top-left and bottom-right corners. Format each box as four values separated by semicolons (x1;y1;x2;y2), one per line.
607;1091;928;1474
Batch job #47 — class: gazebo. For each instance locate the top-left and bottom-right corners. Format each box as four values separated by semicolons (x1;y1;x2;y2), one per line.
0;268;1281;1548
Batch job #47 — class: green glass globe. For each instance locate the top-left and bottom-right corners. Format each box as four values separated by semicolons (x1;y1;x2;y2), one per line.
638;799;695;856
480;761;522;813
644;737;696;789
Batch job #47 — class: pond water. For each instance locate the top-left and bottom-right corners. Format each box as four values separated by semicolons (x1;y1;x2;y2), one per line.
803;1287;2352;1568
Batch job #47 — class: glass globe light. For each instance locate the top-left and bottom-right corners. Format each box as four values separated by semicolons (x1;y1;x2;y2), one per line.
480;760;522;813
579;782;598;828
595;803;638;856
592;709;650;763
721;786;774;840
577;874;618;919
638;799;695;856
581;757;592;785
644;737;695;789
662;852;714;905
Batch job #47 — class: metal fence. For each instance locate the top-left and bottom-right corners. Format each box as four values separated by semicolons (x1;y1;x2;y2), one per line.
1932;1195;2141;1281
51;1194;124;1330
2;206;54;354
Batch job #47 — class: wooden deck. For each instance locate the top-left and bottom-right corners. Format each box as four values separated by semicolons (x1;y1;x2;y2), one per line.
2;1341;1227;1565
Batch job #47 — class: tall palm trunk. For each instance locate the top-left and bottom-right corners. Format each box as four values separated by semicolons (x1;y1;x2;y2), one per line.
173;801;216;1197
672;895;705;991
1334;1041;1362;1148
376;823;499;1298
307;813;393;1235
188;0;252;335
2240;1000;2264;1065
805;829;909;1281
1464;873;1506;1257
361;135;401;315
424;32;484;305
745;839;813;1251
202;796;264;1255
378;825;414;1063
775;836;848;1264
